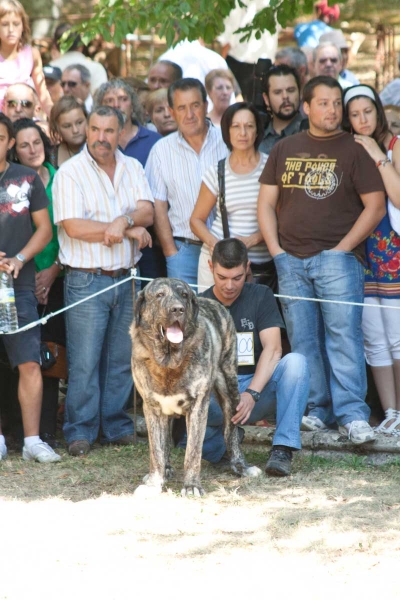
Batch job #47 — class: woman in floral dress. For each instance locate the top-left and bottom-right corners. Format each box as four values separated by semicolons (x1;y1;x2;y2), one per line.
343;84;400;434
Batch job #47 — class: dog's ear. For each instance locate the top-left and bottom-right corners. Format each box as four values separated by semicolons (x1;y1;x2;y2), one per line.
135;290;146;326
190;288;199;324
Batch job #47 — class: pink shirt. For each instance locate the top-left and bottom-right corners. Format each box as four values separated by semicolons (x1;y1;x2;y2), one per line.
0;45;34;110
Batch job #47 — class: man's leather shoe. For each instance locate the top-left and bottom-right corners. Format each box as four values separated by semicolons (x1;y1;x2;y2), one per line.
111;434;135;445
68;440;90;456
265;445;292;477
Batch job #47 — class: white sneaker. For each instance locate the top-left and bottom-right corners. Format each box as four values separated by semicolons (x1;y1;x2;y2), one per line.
301;415;329;432
339;421;377;445
0;443;7;460
22;441;61;463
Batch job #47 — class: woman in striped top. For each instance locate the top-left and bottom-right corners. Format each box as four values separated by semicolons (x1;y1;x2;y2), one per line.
190;102;272;290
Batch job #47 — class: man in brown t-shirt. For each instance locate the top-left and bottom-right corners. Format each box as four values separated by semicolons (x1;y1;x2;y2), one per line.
258;75;386;445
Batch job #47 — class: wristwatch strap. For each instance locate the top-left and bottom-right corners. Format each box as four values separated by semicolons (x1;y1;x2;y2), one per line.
244;388;261;403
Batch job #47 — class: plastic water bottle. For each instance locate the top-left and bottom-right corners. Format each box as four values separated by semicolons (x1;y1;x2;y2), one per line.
0;272;19;333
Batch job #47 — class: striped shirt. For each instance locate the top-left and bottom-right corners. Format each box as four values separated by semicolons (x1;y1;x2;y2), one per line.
53;146;154;269
145;122;227;240
202;153;271;263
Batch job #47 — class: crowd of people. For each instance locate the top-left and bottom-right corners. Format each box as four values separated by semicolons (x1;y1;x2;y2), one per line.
1;0;400;477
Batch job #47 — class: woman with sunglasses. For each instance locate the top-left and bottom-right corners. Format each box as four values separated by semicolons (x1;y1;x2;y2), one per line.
49;96;87;166
10;118;65;445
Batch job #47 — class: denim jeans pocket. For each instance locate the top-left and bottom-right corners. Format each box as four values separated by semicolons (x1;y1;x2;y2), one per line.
66;270;94;289
273;252;289;275
166;242;184;263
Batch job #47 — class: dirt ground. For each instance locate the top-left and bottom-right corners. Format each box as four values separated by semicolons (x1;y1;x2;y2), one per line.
1;444;400;600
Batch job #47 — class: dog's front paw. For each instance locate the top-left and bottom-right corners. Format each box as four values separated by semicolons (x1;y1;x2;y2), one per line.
181;485;205;498
134;484;163;498
243;465;262;478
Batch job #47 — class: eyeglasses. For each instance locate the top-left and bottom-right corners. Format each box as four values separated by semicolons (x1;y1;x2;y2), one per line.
318;58;339;64
6;99;34;109
61;81;78;89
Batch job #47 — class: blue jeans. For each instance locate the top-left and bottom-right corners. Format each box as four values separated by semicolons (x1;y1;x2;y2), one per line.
63;270;134;444
274;250;368;427
137;244;167;286
178;353;310;463
166;240;201;287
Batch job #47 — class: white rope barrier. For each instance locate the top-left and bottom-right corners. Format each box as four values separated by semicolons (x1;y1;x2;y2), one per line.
2;268;400;336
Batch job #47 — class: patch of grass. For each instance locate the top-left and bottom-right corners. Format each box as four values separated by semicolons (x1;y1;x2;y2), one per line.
296;453;373;473
2;440;400;503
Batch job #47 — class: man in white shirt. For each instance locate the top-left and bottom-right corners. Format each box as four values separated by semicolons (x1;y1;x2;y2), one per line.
53;105;154;456
219;0;279;100
158;40;228;85
145;78;226;286
313;43;352;89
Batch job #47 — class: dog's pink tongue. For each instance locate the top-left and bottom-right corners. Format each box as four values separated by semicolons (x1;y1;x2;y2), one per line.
166;324;183;344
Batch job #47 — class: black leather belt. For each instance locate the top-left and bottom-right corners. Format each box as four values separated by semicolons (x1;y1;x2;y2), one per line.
174;237;202;246
67;267;129;278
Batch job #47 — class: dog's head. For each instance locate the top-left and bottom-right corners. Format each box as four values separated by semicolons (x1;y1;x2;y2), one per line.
134;278;199;368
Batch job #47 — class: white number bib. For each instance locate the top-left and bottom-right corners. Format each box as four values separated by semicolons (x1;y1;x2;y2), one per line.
236;332;255;366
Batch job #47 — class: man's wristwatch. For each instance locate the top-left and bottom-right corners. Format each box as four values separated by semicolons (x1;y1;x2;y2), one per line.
122;214;134;228
244;388;261;403
15;253;26;265
54;258;65;271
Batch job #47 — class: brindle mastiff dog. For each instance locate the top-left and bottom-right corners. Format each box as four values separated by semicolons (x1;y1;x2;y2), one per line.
130;278;261;497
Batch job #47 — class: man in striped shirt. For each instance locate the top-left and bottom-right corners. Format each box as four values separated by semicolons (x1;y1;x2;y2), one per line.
53;105;154;456
145;78;227;287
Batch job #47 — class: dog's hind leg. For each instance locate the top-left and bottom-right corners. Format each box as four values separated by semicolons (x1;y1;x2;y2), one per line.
181;396;209;497
134;404;170;497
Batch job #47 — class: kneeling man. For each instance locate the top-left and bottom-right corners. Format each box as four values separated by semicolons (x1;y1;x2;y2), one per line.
180;238;310;476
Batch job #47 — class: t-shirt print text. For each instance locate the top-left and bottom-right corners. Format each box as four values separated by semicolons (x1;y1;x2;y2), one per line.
241;318;254;330
282;157;342;200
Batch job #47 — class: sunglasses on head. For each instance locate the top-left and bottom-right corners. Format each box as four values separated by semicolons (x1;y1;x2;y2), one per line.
6;99;34;109
61;81;78;89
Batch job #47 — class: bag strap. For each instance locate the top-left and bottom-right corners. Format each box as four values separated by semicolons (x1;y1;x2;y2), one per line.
217;158;230;239
389;135;399;151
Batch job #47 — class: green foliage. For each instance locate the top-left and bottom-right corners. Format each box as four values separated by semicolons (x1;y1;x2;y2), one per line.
68;0;322;51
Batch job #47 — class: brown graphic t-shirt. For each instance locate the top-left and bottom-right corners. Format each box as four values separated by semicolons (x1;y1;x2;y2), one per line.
259;130;385;260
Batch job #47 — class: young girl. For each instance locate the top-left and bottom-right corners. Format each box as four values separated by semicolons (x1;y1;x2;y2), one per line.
0;0;52;116
49;96;87;166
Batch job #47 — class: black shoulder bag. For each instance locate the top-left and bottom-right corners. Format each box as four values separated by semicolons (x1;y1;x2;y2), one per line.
217;158;230;239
